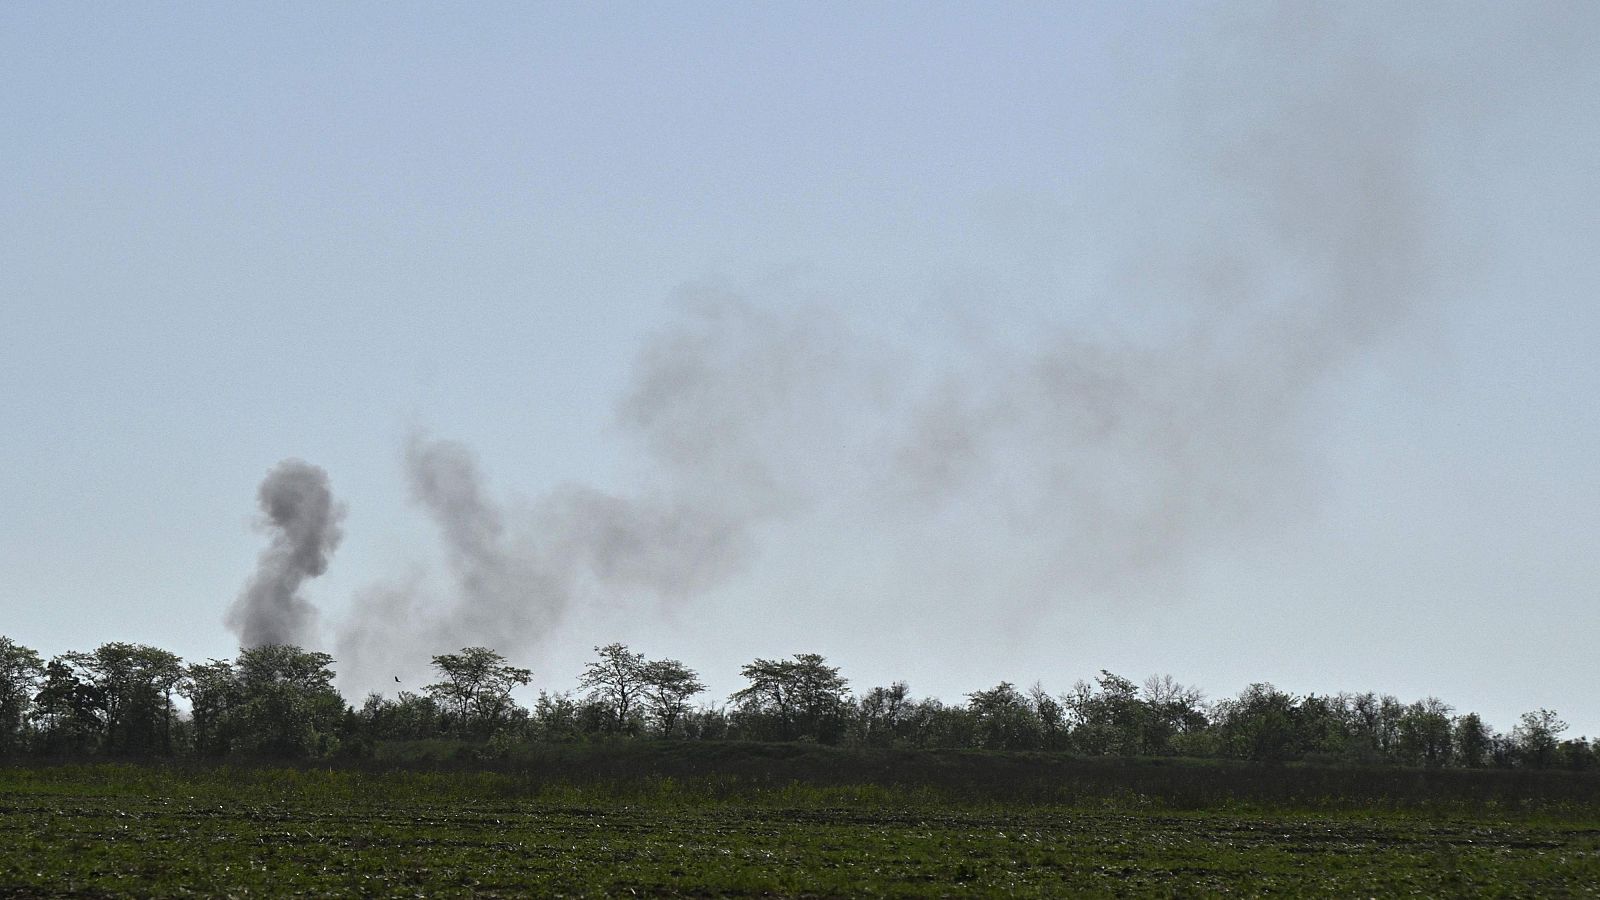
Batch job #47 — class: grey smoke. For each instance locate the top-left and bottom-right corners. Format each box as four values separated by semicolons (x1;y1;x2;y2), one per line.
226;459;344;648
328;4;1570;689
597;6;1442;598
335;435;751;688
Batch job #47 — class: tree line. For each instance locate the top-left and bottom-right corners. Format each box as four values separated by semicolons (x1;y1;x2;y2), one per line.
0;635;1591;770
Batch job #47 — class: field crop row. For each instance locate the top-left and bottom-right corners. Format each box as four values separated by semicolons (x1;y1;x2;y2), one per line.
1;765;1597;896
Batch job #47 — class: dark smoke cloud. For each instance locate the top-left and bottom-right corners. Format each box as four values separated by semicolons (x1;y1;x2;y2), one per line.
226;459;344;648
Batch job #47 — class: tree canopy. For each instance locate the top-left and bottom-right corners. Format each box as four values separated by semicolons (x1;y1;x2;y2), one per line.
0;632;1592;772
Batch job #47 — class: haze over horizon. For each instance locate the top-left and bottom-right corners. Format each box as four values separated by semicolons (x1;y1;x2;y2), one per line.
3;3;1598;735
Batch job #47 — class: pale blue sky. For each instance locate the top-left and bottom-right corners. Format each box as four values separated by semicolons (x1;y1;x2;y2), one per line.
3;3;1597;734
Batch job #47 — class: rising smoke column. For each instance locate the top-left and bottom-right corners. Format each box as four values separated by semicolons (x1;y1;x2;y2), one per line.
226;459;345;648
335;434;754;689
335;437;554;688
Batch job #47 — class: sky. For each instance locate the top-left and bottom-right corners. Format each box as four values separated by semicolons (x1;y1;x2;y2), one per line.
3;2;1598;735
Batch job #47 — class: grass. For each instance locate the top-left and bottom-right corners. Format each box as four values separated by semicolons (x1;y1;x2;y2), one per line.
2;750;1599;896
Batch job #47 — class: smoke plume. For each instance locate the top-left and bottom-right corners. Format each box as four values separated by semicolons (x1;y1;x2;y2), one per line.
333;433;753;687
320;4;1566;690
226;459;345;648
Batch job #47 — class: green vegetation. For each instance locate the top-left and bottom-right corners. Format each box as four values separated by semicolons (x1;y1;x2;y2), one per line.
3;635;1597;775
2;755;1599;896
4;629;1599;894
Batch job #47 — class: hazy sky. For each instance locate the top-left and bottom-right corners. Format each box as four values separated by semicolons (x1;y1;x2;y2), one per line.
3;3;1598;735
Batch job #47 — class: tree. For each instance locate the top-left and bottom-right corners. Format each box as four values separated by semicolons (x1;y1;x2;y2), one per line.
1141;674;1207;755
914;697;978;750
857;682;913;748
1212;683;1300;762
637;658;705;738
355;690;445;742
966;682;1041;751
1293;694;1350;759
1396;698;1454;767
1454;712;1492;768
179;647;345;758
63;643;183;755
230;645;345;757
530;691;582;743
731;653;849;743
578;643;646;734
32;657;101;754
1514;708;1568;769
425;647;531;737
1343;692;1404;759
0;636;44;755
1557;737;1596;771
1065;671;1145;756
1029;683;1068;750
180;659;241;756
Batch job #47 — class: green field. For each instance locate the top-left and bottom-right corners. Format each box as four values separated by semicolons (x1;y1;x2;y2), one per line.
2;753;1598;896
